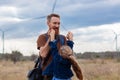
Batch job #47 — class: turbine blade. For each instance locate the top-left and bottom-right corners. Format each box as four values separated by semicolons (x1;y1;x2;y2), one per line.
52;0;57;13
31;16;46;20
19;16;46;21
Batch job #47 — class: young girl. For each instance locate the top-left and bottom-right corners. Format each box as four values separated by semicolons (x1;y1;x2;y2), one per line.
49;41;74;80
49;29;74;80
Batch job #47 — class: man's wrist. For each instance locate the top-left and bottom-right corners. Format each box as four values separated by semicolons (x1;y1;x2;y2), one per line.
51;40;56;43
50;35;55;41
69;38;73;41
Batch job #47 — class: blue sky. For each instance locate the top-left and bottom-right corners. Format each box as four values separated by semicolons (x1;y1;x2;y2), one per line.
0;0;120;55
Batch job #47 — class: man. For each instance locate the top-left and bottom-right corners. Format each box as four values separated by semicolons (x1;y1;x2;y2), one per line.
37;13;83;80
37;13;67;80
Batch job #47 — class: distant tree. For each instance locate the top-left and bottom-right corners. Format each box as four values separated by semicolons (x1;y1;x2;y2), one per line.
10;50;23;64
3;53;11;60
0;54;2;60
75;53;82;59
95;55;100;58
0;53;11;60
30;54;38;61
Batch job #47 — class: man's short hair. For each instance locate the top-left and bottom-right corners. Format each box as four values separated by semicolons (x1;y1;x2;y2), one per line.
47;13;60;22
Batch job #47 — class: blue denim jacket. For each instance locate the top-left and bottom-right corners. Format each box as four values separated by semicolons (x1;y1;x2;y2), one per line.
48;40;74;79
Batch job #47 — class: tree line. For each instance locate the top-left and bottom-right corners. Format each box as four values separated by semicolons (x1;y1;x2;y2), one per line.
0;50;38;64
75;51;120;60
0;50;120;63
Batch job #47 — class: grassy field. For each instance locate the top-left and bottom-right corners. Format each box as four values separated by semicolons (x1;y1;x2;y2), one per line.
0;59;120;80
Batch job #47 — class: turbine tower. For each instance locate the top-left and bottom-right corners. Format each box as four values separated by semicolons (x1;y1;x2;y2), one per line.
0;29;5;54
113;31;120;51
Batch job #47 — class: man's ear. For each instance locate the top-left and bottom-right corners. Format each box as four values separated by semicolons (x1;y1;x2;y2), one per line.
47;21;50;26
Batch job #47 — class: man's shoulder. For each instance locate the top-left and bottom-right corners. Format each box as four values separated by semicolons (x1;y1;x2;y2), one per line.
38;33;48;39
37;33;48;49
37;33;48;42
38;33;47;37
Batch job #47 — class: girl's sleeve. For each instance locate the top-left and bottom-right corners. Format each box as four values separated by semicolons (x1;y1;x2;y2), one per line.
49;40;57;56
67;40;74;49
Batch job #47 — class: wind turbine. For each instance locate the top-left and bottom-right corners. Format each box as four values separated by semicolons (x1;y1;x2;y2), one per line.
112;31;120;51
0;29;5;54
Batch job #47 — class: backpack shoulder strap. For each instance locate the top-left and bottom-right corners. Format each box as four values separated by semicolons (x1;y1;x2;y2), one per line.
34;57;41;68
44;33;49;41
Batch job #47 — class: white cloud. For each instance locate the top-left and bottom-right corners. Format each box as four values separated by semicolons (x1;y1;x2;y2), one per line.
0;6;21;25
1;37;39;56
56;0;120;16
107;0;120;5
0;6;18;17
0;17;22;22
71;22;120;53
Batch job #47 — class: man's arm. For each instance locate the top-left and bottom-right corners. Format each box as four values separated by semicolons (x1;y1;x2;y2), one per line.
39;29;55;58
37;33;51;58
39;38;50;58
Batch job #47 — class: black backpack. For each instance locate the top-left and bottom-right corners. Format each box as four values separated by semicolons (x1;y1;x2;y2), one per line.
27;58;43;80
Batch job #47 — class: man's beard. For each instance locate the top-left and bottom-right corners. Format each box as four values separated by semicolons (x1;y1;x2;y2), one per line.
54;28;59;35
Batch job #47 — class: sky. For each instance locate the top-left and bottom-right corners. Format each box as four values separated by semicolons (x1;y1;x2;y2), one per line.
0;0;120;56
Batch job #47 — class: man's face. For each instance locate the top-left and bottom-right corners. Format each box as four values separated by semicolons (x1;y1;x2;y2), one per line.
47;16;60;35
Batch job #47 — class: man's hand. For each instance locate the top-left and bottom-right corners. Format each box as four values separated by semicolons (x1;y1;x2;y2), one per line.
50;29;55;41
66;31;73;41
